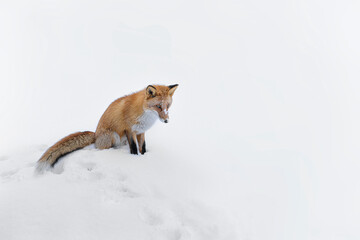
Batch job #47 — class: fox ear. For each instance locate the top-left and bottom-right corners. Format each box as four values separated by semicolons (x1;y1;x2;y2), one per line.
168;84;178;96
146;85;157;98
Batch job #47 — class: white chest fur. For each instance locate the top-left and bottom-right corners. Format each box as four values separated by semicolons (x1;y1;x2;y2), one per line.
132;109;158;134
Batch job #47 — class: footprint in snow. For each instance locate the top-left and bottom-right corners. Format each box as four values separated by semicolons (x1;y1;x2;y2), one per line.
101;180;140;203
139;207;164;226
164;229;184;240
117;173;127;182
139;207;189;240
1;169;19;182
118;185;140;198
79;161;97;172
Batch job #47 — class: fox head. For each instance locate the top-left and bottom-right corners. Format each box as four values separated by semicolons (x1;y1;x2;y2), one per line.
144;84;178;123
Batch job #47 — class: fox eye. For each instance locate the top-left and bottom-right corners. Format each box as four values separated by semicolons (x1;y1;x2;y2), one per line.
156;105;162;109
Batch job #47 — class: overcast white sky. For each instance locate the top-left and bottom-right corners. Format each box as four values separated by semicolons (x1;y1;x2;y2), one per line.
0;1;360;239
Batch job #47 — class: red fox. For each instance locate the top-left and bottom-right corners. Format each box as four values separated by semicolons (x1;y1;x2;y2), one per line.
36;84;178;172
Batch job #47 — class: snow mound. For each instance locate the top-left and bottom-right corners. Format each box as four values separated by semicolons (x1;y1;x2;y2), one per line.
0;145;237;240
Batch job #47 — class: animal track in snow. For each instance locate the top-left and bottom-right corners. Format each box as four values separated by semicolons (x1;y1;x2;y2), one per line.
107;183;140;201
119;185;140;198
99;176;141;203
138;206;193;240
164;229;183;240
1;169;21;182
139;207;164;226
1;169;18;178
79;161;97;172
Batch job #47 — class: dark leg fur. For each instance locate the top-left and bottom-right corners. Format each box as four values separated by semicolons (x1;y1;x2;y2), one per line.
129;138;138;155
141;141;146;155
126;131;138;155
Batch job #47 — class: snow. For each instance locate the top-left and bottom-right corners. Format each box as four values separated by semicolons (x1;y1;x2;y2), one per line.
0;145;236;240
1;0;360;239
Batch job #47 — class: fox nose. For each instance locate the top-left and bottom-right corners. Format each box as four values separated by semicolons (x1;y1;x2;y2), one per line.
164;119;168;123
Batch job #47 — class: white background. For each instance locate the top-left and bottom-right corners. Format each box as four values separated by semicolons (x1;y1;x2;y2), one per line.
1;0;360;239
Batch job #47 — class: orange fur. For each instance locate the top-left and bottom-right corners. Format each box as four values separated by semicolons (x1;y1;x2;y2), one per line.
36;84;178;172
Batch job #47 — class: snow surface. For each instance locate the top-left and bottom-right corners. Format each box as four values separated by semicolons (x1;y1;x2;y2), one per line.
1;0;360;239
0;145;236;240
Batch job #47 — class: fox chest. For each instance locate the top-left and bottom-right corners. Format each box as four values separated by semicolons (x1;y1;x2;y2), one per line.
132;110;158;134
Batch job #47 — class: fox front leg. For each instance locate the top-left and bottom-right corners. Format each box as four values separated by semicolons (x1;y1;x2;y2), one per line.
126;131;138;155
137;133;146;155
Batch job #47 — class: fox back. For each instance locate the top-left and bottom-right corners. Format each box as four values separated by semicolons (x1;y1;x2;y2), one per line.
36;84;178;173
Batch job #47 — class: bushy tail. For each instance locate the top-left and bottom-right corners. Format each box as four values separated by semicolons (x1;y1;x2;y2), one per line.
36;131;95;173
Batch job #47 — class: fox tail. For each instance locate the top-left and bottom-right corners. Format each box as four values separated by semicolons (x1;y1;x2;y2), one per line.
36;131;95;173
